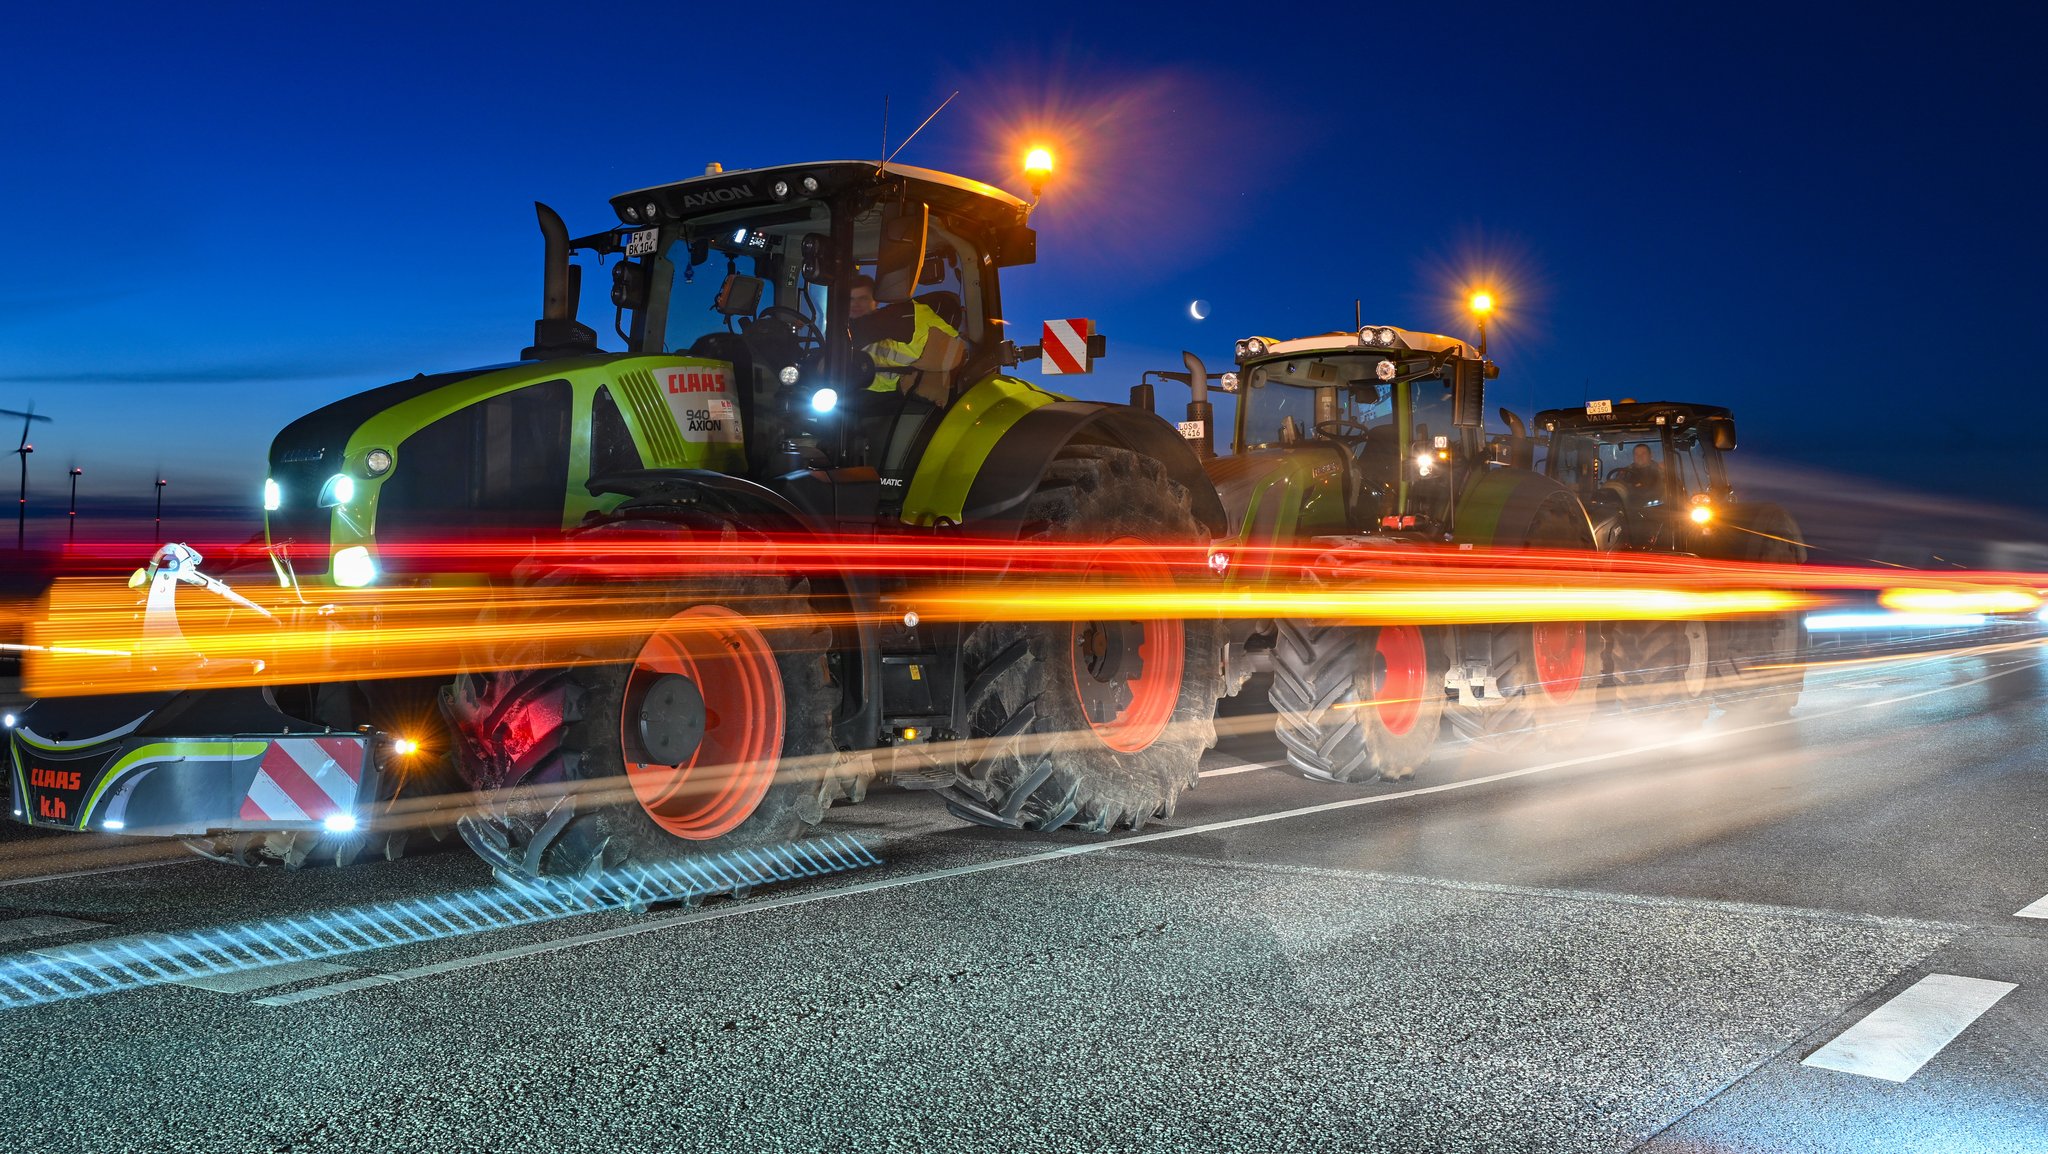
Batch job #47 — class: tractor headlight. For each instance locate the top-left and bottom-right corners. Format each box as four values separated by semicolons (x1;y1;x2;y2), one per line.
1414;451;1434;477
771;179;791;200
1236;337;1269;359
322;812;359;834
333;546;377;588
263;478;282;511
317;474;355;507
364;448;394;476
801;175;820;194
1690;504;1714;524
779;365;801;386
810;388;839;414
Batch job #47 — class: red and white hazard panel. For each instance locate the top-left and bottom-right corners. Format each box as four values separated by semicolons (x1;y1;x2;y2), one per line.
1040;318;1096;375
238;737;365;823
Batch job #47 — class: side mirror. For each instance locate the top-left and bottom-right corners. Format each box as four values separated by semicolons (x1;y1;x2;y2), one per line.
800;233;838;284
610;261;649;310
1710;417;1737;451
1452;359;1486;429
874;200;929;304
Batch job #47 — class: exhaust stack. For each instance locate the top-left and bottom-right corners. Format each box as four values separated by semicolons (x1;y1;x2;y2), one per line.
523;202;598;360
1182;351;1215;460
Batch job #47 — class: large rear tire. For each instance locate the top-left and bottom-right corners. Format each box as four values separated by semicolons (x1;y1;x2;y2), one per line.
1270;620;1444;783
942;448;1221;832
443;523;841;879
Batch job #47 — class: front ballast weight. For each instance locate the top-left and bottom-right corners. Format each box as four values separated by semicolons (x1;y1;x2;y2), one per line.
9;708;399;844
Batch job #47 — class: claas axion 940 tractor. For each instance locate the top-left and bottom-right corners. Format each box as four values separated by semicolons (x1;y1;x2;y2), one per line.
7;159;1228;876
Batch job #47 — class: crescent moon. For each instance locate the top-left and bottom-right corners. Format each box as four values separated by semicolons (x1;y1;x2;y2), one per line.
1189;299;1210;321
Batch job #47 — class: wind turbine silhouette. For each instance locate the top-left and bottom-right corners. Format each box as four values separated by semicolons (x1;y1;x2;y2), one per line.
2;404;54;550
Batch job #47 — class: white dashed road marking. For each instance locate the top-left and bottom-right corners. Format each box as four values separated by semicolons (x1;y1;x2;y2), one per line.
1198;758;1286;778
0;915;106;945
2015;894;2048;920
174;959;355;995
1802;973;2017;1082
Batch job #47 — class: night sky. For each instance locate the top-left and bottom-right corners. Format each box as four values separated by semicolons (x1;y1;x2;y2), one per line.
5;2;2045;549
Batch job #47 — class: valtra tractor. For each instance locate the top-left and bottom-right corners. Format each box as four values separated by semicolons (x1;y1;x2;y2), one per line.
7;155;1226;877
1153;325;1604;785
1532;398;1808;720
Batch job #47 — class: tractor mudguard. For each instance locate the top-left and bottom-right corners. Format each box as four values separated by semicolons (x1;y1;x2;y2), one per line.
8;687;377;836
1452;468;1597;549
940;400;1227;535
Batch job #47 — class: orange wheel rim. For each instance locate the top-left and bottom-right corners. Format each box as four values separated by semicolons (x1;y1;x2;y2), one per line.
1372;625;1427;736
1070;537;1185;754
1530;620;1587;704
620;605;783;840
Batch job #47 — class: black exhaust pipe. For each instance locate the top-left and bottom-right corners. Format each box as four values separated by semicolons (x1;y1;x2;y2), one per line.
1182;351;1215;459
522;202;597;360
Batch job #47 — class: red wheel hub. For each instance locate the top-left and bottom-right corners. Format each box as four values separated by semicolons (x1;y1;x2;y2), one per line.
1530;621;1587;704
620;605;783;840
1070;537;1185;754
1370;625;1427;736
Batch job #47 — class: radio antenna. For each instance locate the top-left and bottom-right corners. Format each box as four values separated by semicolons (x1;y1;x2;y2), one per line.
880;94;890;167
1354;299;1362;329
879;90;959;174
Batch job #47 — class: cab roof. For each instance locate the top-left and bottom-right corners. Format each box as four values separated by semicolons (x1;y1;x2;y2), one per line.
1535;400;1734;433
610;161;1029;228
1238;326;1479;363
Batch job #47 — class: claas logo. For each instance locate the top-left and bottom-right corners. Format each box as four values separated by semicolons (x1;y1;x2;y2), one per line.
666;371;727;394
29;767;83;792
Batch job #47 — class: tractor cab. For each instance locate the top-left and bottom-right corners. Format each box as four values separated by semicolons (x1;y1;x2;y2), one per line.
1215;326;1495;541
561;162;1040;492
1534;400;1738;551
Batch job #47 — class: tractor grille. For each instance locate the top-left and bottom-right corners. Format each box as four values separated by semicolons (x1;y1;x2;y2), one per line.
266;454;334;576
614;369;688;465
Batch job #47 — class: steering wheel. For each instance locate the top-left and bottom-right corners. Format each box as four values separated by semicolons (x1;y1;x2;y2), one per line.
1314;418;1374;444
754;305;823;347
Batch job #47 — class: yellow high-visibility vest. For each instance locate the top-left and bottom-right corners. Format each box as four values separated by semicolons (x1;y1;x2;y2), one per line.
867;301;960;392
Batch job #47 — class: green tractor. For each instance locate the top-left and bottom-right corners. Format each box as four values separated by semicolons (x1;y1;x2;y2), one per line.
1533;399;1809;720
7;159;1225;876
1157;326;1602;785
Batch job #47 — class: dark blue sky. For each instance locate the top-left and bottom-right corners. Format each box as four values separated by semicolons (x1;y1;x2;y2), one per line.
5;2;2045;544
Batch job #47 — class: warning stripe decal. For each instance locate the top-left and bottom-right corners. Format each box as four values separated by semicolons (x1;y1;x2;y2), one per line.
239;737;366;822
1041;319;1090;375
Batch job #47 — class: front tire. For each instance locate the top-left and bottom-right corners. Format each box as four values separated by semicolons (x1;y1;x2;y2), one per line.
444;526;840;879
1610;619;1710;725
1446;619;1601;755
943;448;1221;832
1707;505;1809;720
1270;620;1444;783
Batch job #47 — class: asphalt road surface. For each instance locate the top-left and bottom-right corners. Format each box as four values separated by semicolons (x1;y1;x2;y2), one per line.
0;641;2044;1153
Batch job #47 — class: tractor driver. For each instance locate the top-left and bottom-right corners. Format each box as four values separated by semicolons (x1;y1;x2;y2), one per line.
846;273;965;406
1619;443;1663;493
